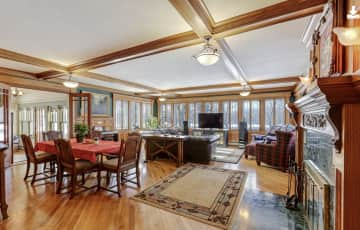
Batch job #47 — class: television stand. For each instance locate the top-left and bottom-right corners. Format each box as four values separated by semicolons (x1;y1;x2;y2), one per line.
191;128;228;147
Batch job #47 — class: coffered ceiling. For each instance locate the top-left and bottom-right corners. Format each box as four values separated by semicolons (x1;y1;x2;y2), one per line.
0;0;327;95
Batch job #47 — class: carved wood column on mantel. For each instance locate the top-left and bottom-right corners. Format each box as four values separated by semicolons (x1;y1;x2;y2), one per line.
295;75;360;230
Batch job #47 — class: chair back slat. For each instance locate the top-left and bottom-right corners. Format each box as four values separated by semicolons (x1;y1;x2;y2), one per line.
21;134;36;162
54;139;75;167
122;135;141;165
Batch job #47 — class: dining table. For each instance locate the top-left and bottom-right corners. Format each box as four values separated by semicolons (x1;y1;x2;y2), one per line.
35;139;121;163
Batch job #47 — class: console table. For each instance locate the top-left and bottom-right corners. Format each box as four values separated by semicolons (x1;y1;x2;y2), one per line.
191;128;228;147
0;144;8;219
143;135;188;167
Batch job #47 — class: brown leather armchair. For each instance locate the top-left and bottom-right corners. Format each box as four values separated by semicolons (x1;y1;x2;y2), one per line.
255;131;295;172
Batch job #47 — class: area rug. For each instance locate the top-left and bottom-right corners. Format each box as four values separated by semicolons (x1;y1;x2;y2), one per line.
212;147;244;164
131;163;247;229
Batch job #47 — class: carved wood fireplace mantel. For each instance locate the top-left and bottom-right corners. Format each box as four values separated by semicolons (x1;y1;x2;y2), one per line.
294;75;360;230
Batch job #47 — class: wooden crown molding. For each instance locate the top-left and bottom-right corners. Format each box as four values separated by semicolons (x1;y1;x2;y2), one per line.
37;70;160;92
0;48;67;72
157;76;299;94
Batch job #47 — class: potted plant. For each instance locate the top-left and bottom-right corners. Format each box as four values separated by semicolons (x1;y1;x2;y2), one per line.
74;123;89;143
145;116;159;129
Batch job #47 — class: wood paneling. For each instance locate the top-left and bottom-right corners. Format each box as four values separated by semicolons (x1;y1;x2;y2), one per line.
343;103;360;230
0;67;37;79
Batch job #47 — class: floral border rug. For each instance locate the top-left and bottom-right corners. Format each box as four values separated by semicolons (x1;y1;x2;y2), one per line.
131;163;247;229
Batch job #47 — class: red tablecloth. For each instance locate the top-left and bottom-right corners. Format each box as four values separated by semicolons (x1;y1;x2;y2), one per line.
35;139;121;162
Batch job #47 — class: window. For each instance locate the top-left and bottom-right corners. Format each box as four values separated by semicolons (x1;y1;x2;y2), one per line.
160;104;172;128
242;100;250;129
222;101;230;129
275;98;285;125
205;102;211;113
142;103;152;128
115;100;129;129
173;103;186;128
194;103;201;128
242;100;260;131
230;101;238;129
205;102;218;113
265;98;285;131
188;103;195;128
251;100;260;131
129;102;141;129
265;99;274;131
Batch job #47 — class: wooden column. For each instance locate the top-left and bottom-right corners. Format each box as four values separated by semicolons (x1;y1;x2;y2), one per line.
0;144;8;219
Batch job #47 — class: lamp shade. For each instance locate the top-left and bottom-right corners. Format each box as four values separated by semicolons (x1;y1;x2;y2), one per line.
239;85;251;97
63;80;79;88
333;27;360;46
159;97;166;102
195;51;220;66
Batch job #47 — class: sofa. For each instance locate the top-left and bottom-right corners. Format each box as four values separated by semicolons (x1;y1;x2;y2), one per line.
144;134;219;164
183;135;219;164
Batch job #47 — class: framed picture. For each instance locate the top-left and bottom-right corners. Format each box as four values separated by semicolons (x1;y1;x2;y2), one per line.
80;88;113;116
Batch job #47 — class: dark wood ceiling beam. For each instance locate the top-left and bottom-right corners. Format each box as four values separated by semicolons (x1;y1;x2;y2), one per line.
0;67;37;79
67;31;200;72
212;0;327;35
37;70;160;92
0;48;67;72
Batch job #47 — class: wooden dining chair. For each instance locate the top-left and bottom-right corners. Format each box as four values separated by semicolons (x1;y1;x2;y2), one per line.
97;135;141;197
54;139;98;199
21;134;57;184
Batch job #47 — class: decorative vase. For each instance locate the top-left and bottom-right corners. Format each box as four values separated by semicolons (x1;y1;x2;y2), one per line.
76;135;84;143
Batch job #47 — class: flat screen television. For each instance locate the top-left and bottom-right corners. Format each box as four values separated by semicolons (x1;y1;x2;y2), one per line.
198;113;223;129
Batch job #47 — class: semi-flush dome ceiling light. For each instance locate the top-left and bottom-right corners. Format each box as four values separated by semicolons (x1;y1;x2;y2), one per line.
333;27;360;46
63;73;79;88
194;36;219;66
239;85;251;97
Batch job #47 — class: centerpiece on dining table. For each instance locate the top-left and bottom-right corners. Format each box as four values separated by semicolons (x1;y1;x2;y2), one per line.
74;123;89;143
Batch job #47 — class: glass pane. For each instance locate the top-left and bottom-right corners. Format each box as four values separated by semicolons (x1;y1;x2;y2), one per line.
188;103;195;128
265;99;274;131
179;103;186;128
115;100;122;129
205;102;211;113
275;98;285;125
212;102;219;112
122;101;128;129
173;104;180;127
142;103;152;128
242;100;250;129
165;104;172;128
222;101;229;129
251;100;260;131
135;102;141;129
195;103;201;128
129;102;135;129
230;101;238;129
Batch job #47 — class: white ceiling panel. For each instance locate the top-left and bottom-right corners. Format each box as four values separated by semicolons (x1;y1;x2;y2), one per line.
204;0;286;22
58;75;147;93
0;0;191;65
0;58;46;73
14;88;68;104
92;44;236;90
226;17;310;81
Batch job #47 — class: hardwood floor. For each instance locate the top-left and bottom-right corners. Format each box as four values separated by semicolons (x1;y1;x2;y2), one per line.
0;151;289;229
